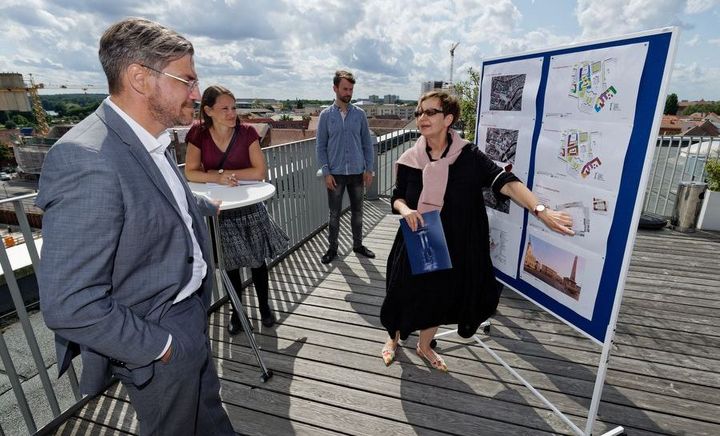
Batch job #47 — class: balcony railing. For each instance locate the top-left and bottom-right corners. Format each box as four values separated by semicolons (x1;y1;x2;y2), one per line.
0;131;715;434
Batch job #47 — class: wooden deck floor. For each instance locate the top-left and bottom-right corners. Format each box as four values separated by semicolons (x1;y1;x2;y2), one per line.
54;200;720;435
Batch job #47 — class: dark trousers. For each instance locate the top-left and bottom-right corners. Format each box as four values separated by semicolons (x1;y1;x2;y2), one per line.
227;263;271;316
113;295;234;436
326;173;364;252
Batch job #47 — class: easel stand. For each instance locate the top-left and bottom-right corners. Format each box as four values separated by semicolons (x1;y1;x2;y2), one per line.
212;216;273;382
434;325;624;436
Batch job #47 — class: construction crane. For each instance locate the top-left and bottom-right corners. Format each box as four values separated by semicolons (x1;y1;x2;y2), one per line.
27;74;49;136
5;74;100;137
449;42;460;84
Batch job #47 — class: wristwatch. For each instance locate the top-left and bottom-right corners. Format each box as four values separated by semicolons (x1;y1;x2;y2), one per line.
532;204;546;217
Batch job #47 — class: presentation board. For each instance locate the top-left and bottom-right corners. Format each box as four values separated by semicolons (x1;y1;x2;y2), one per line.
475;28;677;344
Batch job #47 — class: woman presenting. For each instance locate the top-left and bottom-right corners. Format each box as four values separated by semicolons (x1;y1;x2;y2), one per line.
380;91;574;371
185;85;288;332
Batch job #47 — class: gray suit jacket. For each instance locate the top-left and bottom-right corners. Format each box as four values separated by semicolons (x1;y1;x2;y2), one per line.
37;101;216;395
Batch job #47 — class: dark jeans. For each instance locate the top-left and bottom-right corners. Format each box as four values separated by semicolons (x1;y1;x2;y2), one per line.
327;173;364;252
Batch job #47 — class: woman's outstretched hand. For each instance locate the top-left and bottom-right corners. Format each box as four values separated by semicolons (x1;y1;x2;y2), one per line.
538;208;575;236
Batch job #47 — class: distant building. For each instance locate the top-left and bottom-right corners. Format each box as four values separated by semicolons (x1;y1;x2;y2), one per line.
383;94;399;104
13;125;76;177
368;95;380;103
421;80;448;96
683;119;720;137
659;115;682;135
0;73;31;112
659;113;720;136
395;105;415;119
240;117;315;147
366;118;413;136
354;101;416;120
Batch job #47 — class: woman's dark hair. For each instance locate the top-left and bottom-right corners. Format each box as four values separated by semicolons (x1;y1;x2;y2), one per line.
199;85;237;128
418;90;460;124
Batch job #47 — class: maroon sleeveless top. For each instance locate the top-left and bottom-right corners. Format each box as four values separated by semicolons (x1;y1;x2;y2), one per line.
186;123;260;171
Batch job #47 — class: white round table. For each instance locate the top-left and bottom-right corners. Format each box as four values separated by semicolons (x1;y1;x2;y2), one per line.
188;181;276;210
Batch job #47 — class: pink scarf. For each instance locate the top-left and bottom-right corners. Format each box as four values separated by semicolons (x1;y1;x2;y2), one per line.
396;129;469;214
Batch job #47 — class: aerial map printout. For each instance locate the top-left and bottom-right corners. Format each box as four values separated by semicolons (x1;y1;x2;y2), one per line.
478;57;544;278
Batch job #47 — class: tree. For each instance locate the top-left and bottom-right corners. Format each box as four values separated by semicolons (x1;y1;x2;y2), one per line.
11;114;30;127
664;93;678;115
0;142;12;162
682;102;720;116
4;120;16;130
295;99;304;109
452;67;481;142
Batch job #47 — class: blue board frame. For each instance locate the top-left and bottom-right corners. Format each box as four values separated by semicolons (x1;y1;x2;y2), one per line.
476;29;675;343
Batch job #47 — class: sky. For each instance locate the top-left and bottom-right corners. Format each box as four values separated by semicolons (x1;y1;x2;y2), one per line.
1;0;719;102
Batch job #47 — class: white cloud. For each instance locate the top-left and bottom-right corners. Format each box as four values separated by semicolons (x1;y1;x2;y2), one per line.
685;0;720;14
686;34;701;46
709;38;720;46
0;0;718;100
576;0;686;40
669;62;720;99
497;29;575;55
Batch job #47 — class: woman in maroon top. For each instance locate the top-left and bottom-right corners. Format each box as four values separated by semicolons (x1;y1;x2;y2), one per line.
185;85;288;333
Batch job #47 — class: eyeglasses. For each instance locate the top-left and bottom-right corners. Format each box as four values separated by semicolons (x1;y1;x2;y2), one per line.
414;108;445;118
141;64;199;94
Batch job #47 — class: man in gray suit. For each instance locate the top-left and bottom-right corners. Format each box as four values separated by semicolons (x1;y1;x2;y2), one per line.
37;18;235;435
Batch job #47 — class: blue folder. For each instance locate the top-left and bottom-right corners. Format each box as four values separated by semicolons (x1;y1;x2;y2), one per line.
400;210;452;275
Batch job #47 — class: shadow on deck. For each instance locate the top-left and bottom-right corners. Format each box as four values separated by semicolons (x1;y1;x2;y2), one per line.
54;199;720;435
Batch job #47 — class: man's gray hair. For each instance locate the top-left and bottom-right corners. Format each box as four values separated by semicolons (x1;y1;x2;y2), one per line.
99;17;194;94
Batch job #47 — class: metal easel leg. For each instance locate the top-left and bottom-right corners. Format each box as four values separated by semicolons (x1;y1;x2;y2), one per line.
220;269;273;382
430;320;491;349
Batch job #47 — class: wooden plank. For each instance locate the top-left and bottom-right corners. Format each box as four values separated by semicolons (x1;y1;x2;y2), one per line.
213;323;720;435
218;371;454;436
265;278;720;353
243;284;720;372
218;357;567;435
211;306;720;412
223;404;342;436
625;273;720;294
53;417;134;435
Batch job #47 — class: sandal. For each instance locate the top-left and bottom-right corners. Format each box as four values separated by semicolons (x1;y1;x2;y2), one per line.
416;346;448;372
381;339;399;366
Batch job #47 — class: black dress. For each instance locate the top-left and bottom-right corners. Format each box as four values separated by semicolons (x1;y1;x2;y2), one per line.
381;142;520;340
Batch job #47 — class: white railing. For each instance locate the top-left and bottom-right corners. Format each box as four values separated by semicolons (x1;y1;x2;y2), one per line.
643;136;720;217
0;136;349;435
